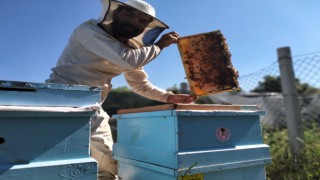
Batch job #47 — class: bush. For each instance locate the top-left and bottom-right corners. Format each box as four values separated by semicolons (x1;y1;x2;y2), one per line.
264;124;320;179
102;87;165;116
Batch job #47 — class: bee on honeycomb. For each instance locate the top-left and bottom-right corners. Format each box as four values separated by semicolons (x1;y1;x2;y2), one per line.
177;30;240;96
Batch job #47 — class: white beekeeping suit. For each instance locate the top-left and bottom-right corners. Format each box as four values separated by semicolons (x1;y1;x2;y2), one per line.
47;0;172;103
46;0;174;179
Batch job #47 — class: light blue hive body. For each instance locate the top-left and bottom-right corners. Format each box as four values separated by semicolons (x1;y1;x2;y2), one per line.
0;80;99;179
112;104;272;180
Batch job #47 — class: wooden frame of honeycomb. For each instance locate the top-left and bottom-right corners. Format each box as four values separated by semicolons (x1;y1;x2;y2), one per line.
177;30;240;96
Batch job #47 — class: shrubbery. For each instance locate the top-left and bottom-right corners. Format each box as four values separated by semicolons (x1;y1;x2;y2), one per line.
264;124;320;179
102;86;165;116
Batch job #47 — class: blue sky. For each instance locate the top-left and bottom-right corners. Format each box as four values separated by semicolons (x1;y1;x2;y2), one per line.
1;0;319;90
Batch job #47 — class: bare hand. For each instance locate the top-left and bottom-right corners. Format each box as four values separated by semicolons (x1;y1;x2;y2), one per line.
167;94;197;104
155;31;179;50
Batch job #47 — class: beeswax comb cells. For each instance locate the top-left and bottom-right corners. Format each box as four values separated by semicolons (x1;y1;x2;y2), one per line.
177;30;240;96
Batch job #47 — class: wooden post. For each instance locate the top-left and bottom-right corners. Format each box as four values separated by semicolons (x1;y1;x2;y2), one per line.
180;82;189;94
277;47;305;155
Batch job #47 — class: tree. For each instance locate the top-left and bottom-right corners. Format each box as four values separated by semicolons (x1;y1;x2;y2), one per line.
251;75;318;95
251;75;282;93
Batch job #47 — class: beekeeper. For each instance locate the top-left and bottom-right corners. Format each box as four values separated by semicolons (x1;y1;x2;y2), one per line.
46;0;195;179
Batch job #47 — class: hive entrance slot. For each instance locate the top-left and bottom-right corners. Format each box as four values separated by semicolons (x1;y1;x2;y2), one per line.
0;137;5;144
0;87;36;92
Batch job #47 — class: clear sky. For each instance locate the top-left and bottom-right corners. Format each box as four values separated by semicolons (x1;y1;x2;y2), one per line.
1;0;319;90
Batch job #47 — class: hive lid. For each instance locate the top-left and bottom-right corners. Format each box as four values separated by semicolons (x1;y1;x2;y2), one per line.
177;30;240;96
116;104;259;114
0;80;101;107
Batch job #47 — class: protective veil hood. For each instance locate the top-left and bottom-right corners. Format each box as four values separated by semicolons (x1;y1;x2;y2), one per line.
99;0;169;47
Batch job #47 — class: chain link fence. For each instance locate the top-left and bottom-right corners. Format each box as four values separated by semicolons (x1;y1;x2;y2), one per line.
208;51;320;128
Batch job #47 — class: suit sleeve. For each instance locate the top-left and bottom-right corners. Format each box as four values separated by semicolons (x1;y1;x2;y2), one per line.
124;68;174;103
73;21;162;69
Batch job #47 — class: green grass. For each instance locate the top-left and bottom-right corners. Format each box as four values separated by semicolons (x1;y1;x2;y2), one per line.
263;123;320;180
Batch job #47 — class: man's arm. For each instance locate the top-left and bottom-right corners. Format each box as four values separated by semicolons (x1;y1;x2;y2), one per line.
74;20;161;69
124;68;196;104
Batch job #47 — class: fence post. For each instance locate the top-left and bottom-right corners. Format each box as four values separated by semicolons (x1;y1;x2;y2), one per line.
277;47;305;155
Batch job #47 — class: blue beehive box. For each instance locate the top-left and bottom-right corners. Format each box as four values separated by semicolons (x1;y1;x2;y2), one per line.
0;80;99;179
0;80;101;107
112;104;272;180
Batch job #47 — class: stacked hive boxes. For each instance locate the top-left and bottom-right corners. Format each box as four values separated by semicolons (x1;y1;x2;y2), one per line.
0;80;99;179
112;104;272;180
